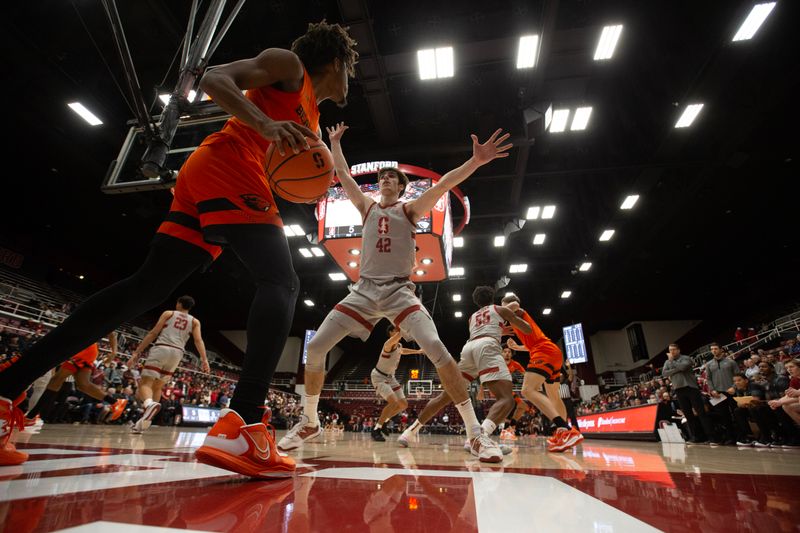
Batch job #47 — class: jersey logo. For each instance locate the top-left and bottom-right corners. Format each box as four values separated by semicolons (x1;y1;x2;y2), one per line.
377;216;390;234
240;194;271;212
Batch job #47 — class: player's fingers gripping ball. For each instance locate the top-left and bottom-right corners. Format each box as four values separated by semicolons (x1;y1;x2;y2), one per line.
266;137;335;203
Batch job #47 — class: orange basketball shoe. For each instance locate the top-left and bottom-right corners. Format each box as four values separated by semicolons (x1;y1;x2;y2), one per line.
195;409;295;478
1;394;28;466
109;398;128;421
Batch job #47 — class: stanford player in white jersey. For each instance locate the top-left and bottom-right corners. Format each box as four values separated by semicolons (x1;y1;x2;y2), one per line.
279;122;512;462
129;295;208;433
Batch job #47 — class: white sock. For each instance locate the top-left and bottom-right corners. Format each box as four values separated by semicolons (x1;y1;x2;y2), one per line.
481;418;497;436
455;399;482;439
407;420;423;434
375;423;383;430
498;422;506;431
304;394;320;426
143;398;153;409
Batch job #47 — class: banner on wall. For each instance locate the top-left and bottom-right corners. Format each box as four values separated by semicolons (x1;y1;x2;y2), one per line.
577;403;658;436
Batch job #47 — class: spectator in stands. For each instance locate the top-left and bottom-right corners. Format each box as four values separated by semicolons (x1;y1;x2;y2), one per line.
705;342;738;444
662;343;717;443
766;353;786;376
104;361;124;388
754;361;789;400
788;338;800;356
768;359;800;429
731;373;771;446
744;357;760;380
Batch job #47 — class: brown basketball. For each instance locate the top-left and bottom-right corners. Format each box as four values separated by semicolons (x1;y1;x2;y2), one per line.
266;137;335;203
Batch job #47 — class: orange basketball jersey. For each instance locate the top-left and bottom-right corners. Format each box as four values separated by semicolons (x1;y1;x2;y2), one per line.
512;309;555;351
507;359;526;375
71;343;99;365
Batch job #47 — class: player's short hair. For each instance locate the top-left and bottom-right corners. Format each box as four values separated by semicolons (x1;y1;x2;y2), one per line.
501;293;520;305
177;295;195;310
472;285;495;307
386;324;397;337
710;342;721;349
291;20;358;77
377;167;409;197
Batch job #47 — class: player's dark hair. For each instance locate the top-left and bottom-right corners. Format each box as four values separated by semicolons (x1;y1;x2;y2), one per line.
177;295;195;310
386;324;397;337
377;167;409;197
291;20;358;77
472;285;495;307
501;293;520;305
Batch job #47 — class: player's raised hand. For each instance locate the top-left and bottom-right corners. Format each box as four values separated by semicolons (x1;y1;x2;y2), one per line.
471;128;512;165
326;122;349;143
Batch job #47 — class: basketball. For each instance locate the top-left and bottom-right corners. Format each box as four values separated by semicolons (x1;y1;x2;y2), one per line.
266;137;335;203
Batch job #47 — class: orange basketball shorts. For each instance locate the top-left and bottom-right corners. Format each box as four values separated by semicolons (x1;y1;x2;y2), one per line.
62;343;99;374
155;139;283;260
526;342;563;384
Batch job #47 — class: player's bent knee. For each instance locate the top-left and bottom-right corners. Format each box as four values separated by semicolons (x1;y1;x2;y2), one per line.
305;339;327;373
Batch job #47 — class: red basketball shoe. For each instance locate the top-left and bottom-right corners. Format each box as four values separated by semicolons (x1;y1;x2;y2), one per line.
1;394;28;466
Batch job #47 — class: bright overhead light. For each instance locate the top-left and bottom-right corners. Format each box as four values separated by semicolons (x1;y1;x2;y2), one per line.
159;90;198;104
78;275;85;280
674;103;704;128
310;247;325;257
533;233;546;245
571;107;592;131
494;235;506;247
418;47;454;80
732;2;776;41
453;236;464;248
328;273;347;281
452;294;462;302
159;93;170;105
349;248;361;255
283;226;296;237
67;102;102;126
450;266;465;277
549;109;570;133
542;205;556;219
542;308;552;315
290;224;305;236
298;248;312;258
594;24;623;60
421;258;433;265
509;264;528;273
505;292;515;298
620;194;639;210
599;229;615;242
415;269;426;276
454;311;463;318
561;291;572;299
303;299;315;307
516;35;539;69
347;261;358;268
579;262;592;272
526;206;541;220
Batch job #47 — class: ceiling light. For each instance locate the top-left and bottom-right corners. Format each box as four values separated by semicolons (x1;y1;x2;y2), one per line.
452;294;462;302
298;248;312;258
159;94;170;105
348;261;358;268
494;236;506;247
561;291;572;299
533;233;546;245
418;46;454;80
415;270;426;276
310;247;325;257
449;266;465;277
620;195;639;209
454;311;463;318
509;264;528;273
570;107;592;131
516;35;539;69
526;206;541;219
579;262;592;272
599;229;615;242
549;109;570;133
78;275;85;280
543;308;552;315
349;248;361;255
674;103;704;128
67;102;102;126
289;224;305;236
328;273;347;281
303;299;315;307
421;258;433;265
732;2;776;41
453;237;464;248
283;226;296;237
594;24;623;60
505;292;515;297
542;205;556;219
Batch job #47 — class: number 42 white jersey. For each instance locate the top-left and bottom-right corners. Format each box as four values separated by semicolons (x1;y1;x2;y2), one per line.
155;311;194;349
358;201;417;282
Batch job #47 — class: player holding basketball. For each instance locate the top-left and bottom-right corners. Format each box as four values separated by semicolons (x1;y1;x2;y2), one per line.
26;333;127;424
397;286;531;454
278;124;512;462
502;294;583;452
370;324;424;442
0;22;358;474
128;295;208;434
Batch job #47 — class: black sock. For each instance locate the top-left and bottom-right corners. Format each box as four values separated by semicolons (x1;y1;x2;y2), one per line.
553;416;569;429
28;389;58;420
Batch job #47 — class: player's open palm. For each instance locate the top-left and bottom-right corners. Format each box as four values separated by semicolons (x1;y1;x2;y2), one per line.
326;122;349;143
471;128;512;165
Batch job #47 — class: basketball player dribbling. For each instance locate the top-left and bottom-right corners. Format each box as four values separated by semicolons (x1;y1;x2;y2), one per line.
502;294;584;452
278;123;513;462
370;324;424;442
0;22;359;474
397;286;531;458
128;295;208;434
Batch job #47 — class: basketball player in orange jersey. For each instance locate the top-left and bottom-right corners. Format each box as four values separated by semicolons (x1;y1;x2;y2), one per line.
279;124;512;462
501;294;584;452
128;295;208;434
25;333;128;424
491;345;528;431
0;22;358;474
370;324;424;442
397;286;530;456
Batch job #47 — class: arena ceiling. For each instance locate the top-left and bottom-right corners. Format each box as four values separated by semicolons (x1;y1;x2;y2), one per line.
2;1;797;356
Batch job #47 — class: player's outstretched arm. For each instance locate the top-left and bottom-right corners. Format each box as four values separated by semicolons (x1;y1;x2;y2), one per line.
192;320;210;374
200;48;318;155
507;338;529;352
405;129;512;222
496;306;532;334
327;122;372;217
400;348;425;355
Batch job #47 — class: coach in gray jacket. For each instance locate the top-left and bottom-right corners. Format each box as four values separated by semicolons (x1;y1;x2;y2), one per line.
661;343;717;443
